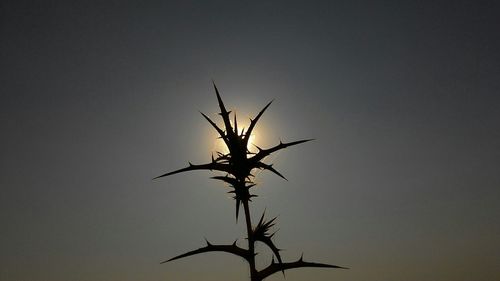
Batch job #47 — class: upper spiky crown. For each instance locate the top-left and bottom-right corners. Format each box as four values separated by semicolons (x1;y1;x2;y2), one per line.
155;82;313;219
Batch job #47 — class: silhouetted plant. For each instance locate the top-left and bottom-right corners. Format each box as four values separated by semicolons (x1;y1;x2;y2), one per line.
155;83;346;280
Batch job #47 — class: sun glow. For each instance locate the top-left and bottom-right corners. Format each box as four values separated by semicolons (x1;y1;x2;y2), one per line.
242;128;257;153
247;132;256;151
212;126;258;155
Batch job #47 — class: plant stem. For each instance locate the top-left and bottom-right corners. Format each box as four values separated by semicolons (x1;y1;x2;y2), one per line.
243;199;258;281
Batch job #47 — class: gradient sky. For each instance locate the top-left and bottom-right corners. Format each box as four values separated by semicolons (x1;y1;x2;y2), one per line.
1;1;499;281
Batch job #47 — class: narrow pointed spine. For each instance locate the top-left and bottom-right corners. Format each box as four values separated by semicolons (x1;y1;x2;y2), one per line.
200;111;229;145
244;100;273;147
212;81;234;138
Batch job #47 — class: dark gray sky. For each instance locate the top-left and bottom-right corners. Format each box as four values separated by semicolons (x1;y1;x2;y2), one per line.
1;1;499;280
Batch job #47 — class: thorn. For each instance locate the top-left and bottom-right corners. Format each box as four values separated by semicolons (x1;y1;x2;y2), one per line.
204;238;212;246
253;144;263;151
235;199;240;222
233;112;238;134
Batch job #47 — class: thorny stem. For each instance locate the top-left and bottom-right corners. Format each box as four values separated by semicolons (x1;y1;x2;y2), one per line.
243;198;258;281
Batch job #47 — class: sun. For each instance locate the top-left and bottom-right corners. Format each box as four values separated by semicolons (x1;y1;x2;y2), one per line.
212;127;258;155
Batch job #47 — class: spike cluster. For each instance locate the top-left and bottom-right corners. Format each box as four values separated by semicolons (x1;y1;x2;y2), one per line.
253;211;284;273
155;82;312;220
155;83;345;281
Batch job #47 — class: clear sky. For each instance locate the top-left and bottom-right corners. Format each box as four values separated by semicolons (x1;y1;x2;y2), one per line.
1;1;499;281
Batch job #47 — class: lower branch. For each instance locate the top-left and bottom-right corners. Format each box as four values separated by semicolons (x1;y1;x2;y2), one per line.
161;240;251;263
257;255;348;280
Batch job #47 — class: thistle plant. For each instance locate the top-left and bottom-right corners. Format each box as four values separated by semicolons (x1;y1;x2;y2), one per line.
155;83;346;280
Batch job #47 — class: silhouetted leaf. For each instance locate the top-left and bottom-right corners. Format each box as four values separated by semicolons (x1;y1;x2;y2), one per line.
153;162;232;179
257;255;348;280
162;240;251;263
253;211;283;271
251;139;314;163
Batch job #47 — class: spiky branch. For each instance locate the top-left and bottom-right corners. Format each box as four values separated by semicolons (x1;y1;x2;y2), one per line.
161;240;251;264
257;255;348;280
155;82;346;280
